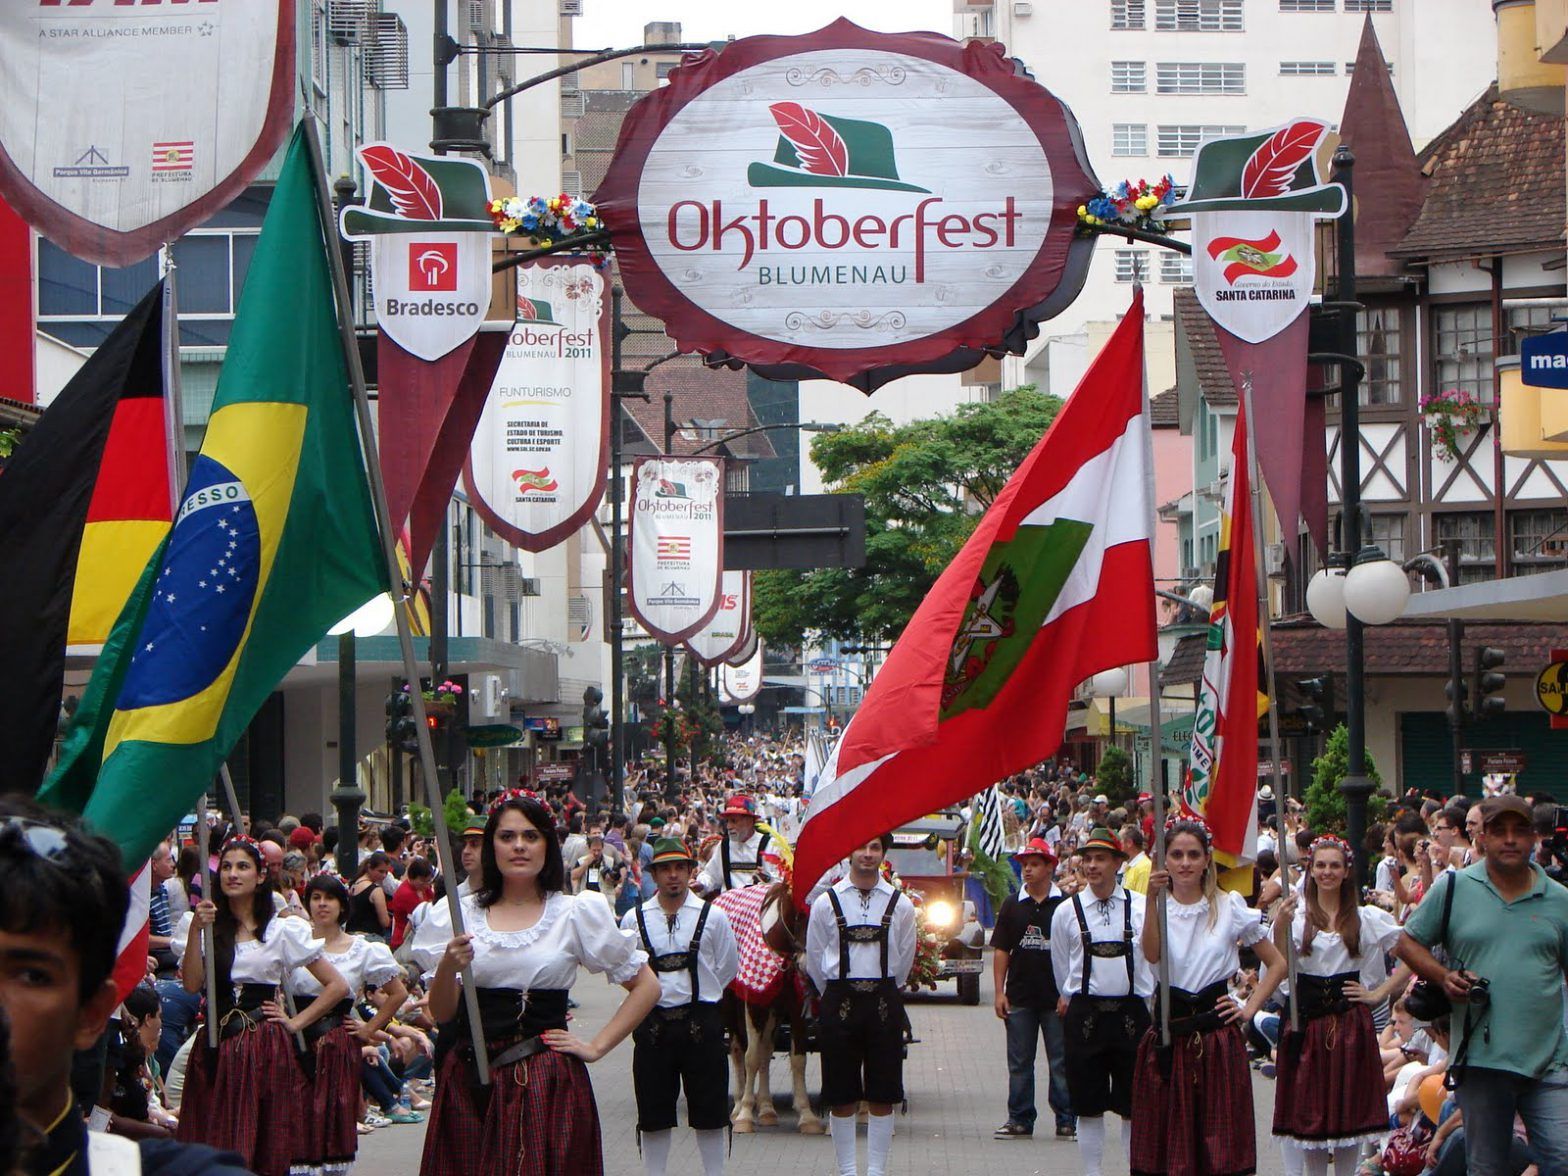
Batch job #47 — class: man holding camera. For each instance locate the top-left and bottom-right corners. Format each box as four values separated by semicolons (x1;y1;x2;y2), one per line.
1396;794;1568;1175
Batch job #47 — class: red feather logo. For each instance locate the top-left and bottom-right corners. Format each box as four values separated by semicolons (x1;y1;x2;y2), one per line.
768;102;850;178
360;144;443;220
1240;121;1324;200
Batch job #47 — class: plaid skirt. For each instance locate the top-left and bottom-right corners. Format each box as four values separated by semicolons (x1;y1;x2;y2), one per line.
1273;1005;1387;1148
177;1019;312;1176
1130;1022;1256;1176
304;1025;362;1168
419;1043;602;1176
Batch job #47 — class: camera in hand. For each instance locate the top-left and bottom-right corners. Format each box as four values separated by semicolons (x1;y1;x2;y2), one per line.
1464;974;1489;1010
1545;806;1568;885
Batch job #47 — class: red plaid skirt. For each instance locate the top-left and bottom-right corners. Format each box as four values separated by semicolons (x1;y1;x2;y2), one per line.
176;1020;312;1176
304;1025;362;1168
419;1044;602;1176
1273;1006;1387;1147
1130;1023;1256;1176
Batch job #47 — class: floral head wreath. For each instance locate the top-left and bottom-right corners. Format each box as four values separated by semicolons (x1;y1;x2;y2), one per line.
487;787;541;816
1309;834;1354;865
221;833;262;855
1164;813;1214;849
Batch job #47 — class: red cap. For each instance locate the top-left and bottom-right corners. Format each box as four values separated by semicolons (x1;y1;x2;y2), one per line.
722;794;757;818
288;827;317;850
1012;837;1058;863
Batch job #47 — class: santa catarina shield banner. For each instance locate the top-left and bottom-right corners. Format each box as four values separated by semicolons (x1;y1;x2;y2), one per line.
0;1;295;266
464;260;610;552
687;571;751;665
595;18;1098;388
629;457;724;644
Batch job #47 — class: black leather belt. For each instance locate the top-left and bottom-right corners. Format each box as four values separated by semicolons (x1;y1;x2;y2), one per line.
1071;995;1137;1014
491;1035;549;1070
1164;981;1232;1037
830;978;895;995
1295;971;1358;1022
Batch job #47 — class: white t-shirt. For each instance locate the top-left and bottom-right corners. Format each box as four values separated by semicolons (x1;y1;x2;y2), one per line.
289;933;401;998
1160;890;1268;993
171;910;322;985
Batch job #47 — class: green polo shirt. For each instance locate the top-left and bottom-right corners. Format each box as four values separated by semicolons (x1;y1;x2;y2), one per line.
1404;862;1568;1079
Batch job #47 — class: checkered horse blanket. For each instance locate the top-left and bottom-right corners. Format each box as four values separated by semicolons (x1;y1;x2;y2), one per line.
712;882;789;1006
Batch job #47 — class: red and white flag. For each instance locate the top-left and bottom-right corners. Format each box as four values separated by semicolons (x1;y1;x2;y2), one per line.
793;295;1158;900
111;859;151;1001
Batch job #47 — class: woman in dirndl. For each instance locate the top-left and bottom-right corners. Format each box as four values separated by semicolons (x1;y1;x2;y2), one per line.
411;791;660;1176
1131;818;1287;1176
1272;835;1402;1175
174;836;349;1176
289;873;410;1175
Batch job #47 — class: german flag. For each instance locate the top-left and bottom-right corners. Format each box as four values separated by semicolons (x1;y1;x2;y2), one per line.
0;280;170;795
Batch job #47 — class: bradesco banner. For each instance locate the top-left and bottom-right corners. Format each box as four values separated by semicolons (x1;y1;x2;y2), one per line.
628;457;724;644
0;2;295;266
687;570;751;666
595;18;1099;390
464;260;610;552
340;143;496;362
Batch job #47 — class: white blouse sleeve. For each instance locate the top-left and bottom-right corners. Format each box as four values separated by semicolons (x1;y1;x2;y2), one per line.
1360;904;1402;954
171;911;195;965
274;916;325;970
1229;891;1268;948
409;896;456;979
567;892;647;985
361;940;402;989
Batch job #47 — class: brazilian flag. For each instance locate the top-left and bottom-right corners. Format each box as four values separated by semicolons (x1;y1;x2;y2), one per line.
42;125;387;867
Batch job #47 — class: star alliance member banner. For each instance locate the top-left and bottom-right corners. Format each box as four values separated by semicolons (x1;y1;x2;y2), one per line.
0;1;296;266
628;456;724;644
464;260;611;552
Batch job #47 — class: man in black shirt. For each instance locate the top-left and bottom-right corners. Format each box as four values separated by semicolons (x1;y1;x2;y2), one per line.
990;837;1075;1140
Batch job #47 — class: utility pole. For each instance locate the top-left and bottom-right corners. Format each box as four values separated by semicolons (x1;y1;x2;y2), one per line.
663;390;678;803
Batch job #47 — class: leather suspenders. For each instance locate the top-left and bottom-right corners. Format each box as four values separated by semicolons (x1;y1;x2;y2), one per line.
1070;889;1135;996
635;901;713;1006
826;887;901;980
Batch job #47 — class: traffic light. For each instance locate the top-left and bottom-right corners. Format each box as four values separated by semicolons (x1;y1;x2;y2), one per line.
385;690;418;752
1296;675;1334;732
583;686;610;750
1444;675;1469;727
1473;647;1507;720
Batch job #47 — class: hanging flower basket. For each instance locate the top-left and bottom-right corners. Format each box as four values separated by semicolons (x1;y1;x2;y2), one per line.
1421;389;1486;462
1077;174;1178;235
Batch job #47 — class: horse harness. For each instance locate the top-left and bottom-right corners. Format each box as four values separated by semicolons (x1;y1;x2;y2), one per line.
826;887;901;993
719;829;771;891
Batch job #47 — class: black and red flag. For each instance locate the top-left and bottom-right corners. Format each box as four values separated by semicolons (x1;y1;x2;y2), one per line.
0;280;170;794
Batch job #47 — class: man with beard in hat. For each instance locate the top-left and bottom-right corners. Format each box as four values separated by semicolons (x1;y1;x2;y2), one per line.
621;838;738;1176
694;794;780;895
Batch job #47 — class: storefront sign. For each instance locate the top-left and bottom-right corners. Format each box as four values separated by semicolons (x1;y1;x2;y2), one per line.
1522;333;1568;391
628;456;725;643
1536;649;1568;729
1460;749;1527;775
595;19;1098;387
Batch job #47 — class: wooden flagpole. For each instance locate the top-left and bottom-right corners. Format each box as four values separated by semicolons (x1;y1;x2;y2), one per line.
1240;372;1299;1032
300;117;490;1084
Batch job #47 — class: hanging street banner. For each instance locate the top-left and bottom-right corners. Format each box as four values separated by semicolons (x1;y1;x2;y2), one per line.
726;623;759;668
340;143;496;362
687;570;751;665
0;1;295;266
594;18;1099;391
464;260;611;552
721;640;765;703
628;456;725;644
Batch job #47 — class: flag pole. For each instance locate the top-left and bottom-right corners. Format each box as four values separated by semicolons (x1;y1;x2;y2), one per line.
1240;372;1299;1033
300;117;491;1084
1133;285;1171;1046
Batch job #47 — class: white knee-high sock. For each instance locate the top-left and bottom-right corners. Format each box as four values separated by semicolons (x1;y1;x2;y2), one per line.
695;1128;726;1176
1119;1117;1132;1163
1333;1144;1362;1175
1077;1115;1106;1176
641;1129;672;1176
830;1114;858;1176
866;1113;894;1176
1301;1146;1330;1176
1281;1139;1305;1176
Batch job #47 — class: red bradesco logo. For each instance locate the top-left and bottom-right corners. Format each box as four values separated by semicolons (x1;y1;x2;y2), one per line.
594;19;1098;389
408;242;458;292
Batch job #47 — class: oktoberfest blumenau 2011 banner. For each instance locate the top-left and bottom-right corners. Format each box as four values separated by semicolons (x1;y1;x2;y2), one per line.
628;457;725;644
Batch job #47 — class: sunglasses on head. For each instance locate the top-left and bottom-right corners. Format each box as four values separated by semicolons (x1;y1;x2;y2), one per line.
0;817;72;864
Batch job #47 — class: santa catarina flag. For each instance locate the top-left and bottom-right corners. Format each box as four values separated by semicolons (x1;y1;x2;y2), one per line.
0;280;168;797
41;124;387;869
792;294;1158;900
1181;398;1261;867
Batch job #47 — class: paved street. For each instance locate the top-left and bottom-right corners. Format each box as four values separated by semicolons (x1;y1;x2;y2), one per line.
360;956;1292;1174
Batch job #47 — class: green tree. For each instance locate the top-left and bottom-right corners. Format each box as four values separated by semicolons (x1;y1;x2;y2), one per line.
1096;745;1135;809
1304;724;1388;838
752;386;1063;646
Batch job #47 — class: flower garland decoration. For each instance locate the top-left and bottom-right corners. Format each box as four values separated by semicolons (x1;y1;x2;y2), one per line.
1421;388;1486;463
402;679;464;709
488;193;611;261
1077;175;1177;235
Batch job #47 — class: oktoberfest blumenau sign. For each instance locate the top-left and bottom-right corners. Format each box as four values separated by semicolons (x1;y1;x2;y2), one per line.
628;457;725;644
594;18;1099;387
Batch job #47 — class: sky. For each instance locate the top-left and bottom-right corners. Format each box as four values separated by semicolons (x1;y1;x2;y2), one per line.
573;0;953;52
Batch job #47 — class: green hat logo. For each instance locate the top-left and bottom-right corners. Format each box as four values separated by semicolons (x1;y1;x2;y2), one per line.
340;142;496;237
746;101;930;194
1168;120;1346;216
517;297;559;325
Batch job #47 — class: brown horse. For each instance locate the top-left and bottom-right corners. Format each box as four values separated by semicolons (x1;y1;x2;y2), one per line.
714;881;824;1135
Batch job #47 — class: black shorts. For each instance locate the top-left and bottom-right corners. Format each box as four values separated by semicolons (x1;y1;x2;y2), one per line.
818;980;905;1108
632;1003;730;1132
1063;995;1150;1118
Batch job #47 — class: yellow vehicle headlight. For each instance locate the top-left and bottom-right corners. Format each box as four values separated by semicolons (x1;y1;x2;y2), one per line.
925;900;957;929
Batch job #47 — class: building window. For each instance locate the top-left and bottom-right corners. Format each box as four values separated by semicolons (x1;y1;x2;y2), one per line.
1344;0;1392;11
1433;512;1496;584
1112;123;1149;155
1510;509;1568;574
1115;250;1149;283
1433;304;1494;404
1367;513;1406;563
1281;61;1337;76
656;61;675;80
1154;0;1244;31
1157;124;1246;156
1358;307;1403;405
1160;252;1194;283
1280;0;1335;9
1343;60;1394;75
1505;301;1568;355
1156;62;1245;94
1112;61;1148;92
1112;0;1147;28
